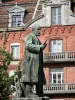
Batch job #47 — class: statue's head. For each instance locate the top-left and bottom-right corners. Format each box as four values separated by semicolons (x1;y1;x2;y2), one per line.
32;25;41;36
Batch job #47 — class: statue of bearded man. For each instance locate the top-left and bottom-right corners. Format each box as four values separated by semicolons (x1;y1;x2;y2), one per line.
21;25;47;97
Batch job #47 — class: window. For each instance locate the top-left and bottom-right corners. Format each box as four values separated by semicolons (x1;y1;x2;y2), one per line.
51;7;61;25
50;40;63;53
50;68;64;84
12;15;21;27
9;70;15;77
8;5;26;27
10;43;20;59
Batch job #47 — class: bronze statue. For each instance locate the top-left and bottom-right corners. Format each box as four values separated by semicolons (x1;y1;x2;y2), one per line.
21;25;47;97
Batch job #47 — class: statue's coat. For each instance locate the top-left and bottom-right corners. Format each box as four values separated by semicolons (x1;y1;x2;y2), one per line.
21;33;46;85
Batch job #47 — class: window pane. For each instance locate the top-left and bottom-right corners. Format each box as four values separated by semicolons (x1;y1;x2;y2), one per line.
51;7;56;25
53;40;56;45
50;40;62;53
58;11;61;15
53;74;56;79
52;20;56;25
58;7;61;24
12;15;21;27
58;19;61;24
53;74;56;83
58;79;61;83
17;15;21;26
11;46;15;57
51;7;61;25
16;46;20;58
52;8;56;14
58;73;61;79
11;45;20;59
58;7;61;11
58;16;61;19
12;15;16;27
62;73;64;83
50;68;64;84
50;74;52;83
58;73;61;83
53;80;56;83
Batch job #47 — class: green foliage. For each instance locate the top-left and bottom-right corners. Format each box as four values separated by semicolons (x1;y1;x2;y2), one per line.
16;61;21;79
0;48;12;100
10;61;22;93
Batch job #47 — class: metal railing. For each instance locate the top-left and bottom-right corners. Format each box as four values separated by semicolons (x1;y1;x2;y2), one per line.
43;83;75;94
43;51;75;63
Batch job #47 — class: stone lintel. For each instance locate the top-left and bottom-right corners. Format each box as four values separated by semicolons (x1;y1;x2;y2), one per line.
12;97;49;100
12;97;42;100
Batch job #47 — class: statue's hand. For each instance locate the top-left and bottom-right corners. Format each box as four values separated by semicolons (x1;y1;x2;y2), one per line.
40;42;47;50
43;42;47;49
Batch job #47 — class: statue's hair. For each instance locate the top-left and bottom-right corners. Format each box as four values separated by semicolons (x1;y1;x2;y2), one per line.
31;24;40;31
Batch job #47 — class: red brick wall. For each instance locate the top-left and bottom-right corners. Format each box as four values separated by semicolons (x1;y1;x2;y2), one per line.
0;25;75;100
44;64;75;84
0;25;75;82
64;66;75;83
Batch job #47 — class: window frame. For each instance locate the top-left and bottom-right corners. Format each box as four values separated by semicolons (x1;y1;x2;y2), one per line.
51;6;61;25
10;43;20;59
8;5;25;27
50;68;64;84
50;39;63;53
12;15;22;27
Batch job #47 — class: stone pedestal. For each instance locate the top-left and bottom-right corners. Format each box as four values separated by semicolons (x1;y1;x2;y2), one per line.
12;97;42;100
12;96;49;100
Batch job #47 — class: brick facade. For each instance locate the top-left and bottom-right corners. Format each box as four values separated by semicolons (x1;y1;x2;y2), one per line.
0;0;75;100
1;25;75;100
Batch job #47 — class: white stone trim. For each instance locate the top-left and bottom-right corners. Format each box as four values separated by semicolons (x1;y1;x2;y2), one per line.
10;61;20;65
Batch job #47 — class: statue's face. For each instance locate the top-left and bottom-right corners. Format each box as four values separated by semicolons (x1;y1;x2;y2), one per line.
35;28;40;36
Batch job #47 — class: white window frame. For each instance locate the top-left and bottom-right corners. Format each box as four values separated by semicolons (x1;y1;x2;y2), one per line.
8;5;25;27
50;39;63;53
50;68;64;84
51;7;61;25
9;12;24;27
12;15;22;27
10;43;20;59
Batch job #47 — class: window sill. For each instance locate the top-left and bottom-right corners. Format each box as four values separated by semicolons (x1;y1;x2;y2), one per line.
12;58;21;61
